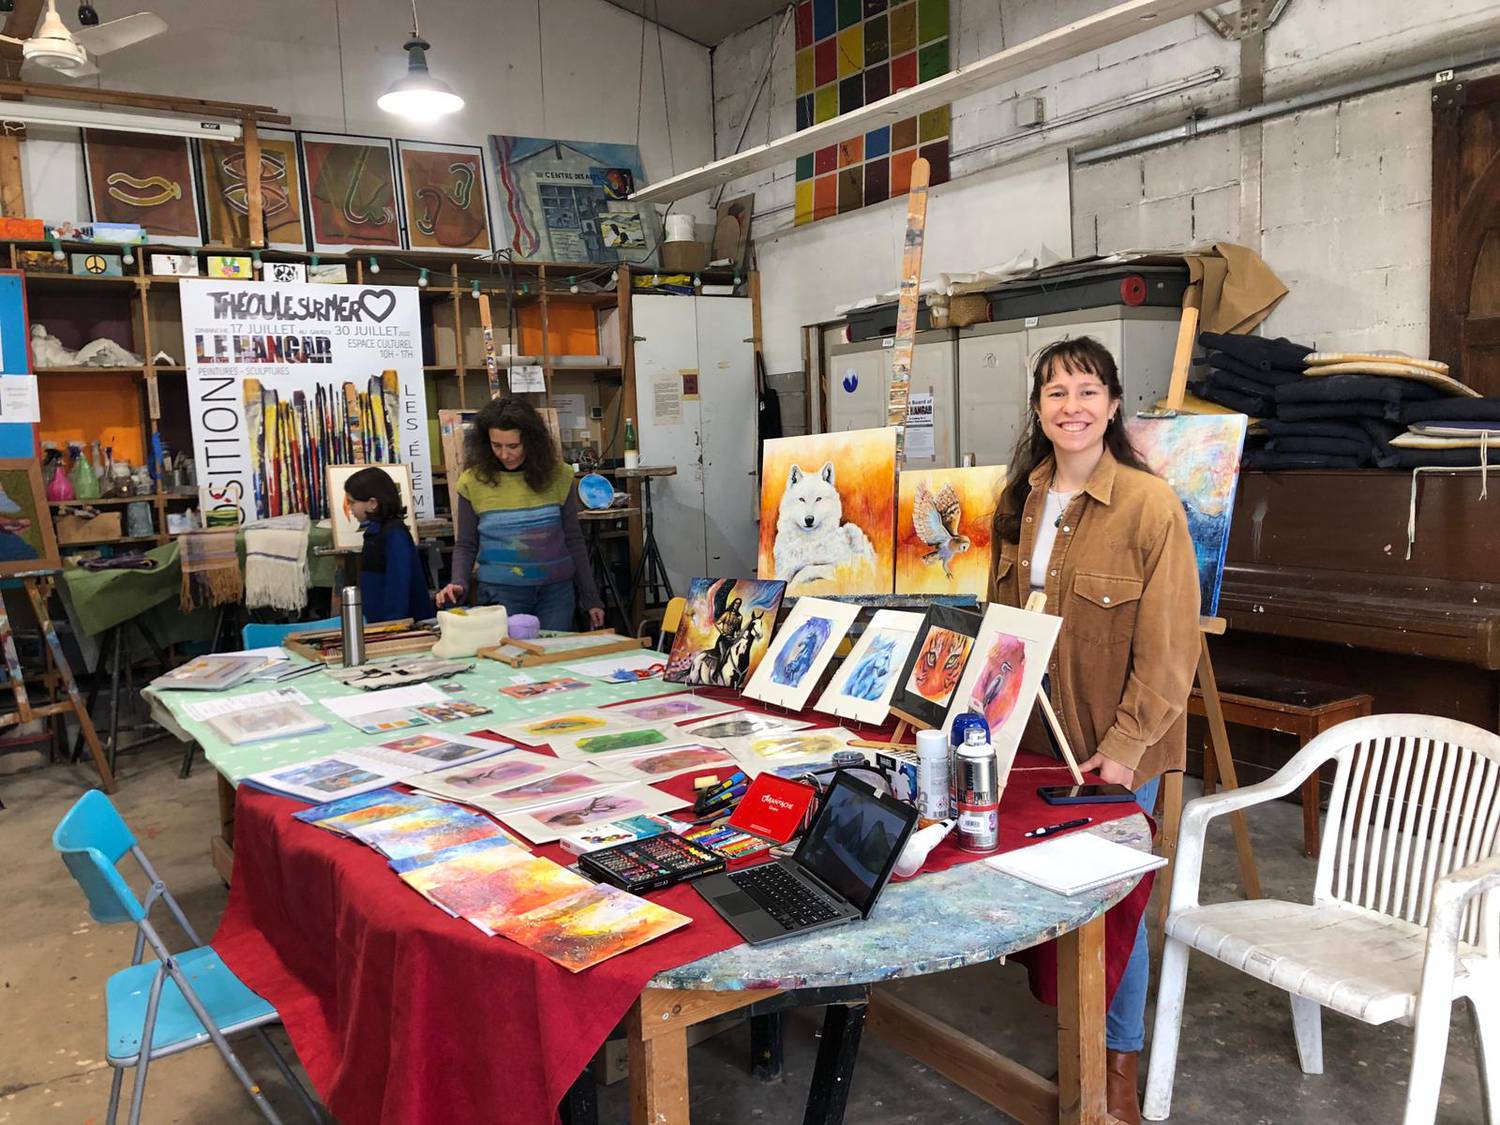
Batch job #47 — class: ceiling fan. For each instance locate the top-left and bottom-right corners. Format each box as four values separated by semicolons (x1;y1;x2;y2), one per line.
0;1;167;79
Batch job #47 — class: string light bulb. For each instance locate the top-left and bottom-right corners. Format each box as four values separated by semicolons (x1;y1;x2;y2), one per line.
418;267;430;288
471;280;481;299
121;244;134;266
368;255;381;275
310;254;320;268
251;250;262;272
49;236;64;262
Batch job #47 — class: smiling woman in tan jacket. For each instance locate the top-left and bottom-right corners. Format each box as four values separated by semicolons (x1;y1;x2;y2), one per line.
989;336;1200;1125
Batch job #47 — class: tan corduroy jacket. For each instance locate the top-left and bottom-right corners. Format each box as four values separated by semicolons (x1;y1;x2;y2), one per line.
988;450;1201;783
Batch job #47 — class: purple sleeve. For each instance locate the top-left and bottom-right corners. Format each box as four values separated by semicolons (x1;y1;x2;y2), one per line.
449;495;478;592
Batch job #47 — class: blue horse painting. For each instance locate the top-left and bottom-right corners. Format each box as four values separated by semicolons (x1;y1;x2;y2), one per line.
841;632;901;701
771;617;833;687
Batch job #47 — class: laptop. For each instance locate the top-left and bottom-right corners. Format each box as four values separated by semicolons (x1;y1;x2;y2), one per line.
694;772;919;945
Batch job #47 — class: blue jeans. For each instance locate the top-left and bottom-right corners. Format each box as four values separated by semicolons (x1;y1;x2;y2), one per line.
476;579;578;632
1105;774;1160;1053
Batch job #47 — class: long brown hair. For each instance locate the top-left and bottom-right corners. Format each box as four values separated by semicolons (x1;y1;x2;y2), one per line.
466;396;560;492
993;336;1150;544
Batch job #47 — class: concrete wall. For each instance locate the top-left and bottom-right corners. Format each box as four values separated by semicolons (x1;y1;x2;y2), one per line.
713;0;1500;364
22;0;716;232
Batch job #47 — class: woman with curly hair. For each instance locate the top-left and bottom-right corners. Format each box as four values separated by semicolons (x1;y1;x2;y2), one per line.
436;396;604;630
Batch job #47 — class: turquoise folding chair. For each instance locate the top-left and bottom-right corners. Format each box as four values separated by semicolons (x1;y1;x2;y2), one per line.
53;790;321;1125
241;616;340;650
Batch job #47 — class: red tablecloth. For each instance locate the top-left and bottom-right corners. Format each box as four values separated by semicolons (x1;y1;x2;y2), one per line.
212;721;1153;1125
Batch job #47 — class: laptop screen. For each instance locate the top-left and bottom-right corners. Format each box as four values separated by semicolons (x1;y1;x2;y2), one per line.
795;773;915;916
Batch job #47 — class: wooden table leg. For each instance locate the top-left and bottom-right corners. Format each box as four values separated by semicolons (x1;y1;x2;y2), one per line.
628;987;778;1125
1057;913;1107;1125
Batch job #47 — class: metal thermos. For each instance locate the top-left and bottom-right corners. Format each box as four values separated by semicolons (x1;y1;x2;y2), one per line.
953;725;1000;853
340;585;365;668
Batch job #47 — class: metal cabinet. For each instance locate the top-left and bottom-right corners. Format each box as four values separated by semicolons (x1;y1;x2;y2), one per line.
824;329;958;468
632;295;758;593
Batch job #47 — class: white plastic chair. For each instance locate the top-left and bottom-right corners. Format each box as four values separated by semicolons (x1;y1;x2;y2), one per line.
1144;714;1500;1124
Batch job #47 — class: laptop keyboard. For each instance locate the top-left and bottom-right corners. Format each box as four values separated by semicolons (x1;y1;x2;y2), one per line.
729;863;842;930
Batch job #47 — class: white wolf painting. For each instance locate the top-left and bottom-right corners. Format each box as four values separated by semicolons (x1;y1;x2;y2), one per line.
772;461;875;590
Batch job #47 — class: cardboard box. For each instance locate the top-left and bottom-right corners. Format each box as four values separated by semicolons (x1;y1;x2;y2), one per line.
19;249;68;273
660;239;708;272
0;217;45;240
207;255;253;280
56;512;123;544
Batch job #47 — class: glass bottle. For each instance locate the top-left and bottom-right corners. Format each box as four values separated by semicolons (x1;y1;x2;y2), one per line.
623;416;639;470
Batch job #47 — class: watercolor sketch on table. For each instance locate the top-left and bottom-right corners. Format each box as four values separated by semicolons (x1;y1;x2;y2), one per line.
813;609;924;726
743;597;860;712
495;883;692;972
498;785;690;845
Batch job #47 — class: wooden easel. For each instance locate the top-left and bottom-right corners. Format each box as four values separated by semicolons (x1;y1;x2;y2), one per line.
1152;285;1262;917
0;570;115;792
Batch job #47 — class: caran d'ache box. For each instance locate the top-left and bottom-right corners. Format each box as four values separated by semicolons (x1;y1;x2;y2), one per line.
726;773;818;843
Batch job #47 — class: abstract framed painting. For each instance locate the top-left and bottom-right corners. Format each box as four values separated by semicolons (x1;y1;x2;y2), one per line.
886;604;982;730
894;464;1006;598
1125;414;1248;617
83;130;202;245
301;132;402;253
396;140;492;253
200;128;307;250
489;134;661;266
757;426;897;596
743;596;859;711
0;461;60;577
813;609;924;725
325;463;418;550
664;577;787;690
939;602;1062;778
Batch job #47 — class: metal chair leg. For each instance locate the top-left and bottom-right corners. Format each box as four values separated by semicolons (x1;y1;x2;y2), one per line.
105;1064;124;1125
253;1028;322;1121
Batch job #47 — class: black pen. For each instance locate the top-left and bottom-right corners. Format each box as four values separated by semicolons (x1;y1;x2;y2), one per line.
1024;816;1092;839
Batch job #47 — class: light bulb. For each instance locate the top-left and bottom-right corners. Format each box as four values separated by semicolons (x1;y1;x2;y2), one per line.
122;247;134;265
369;256;380;275
50;238;64;262
418;268;430;288
310;254;320;268
471;280;481;299
251;251;262;272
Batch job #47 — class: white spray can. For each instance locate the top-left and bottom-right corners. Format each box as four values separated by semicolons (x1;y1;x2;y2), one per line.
915;728;950;824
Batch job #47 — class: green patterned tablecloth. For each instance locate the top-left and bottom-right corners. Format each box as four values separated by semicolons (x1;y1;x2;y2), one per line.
144;655;684;786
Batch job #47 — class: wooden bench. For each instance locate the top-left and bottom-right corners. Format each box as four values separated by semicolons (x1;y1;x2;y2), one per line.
1188;672;1373;857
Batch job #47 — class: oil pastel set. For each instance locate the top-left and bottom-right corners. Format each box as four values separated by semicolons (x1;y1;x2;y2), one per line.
578;832;726;893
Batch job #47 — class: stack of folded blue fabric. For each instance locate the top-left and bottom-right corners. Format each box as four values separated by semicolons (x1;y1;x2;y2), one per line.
1189;331;1310;419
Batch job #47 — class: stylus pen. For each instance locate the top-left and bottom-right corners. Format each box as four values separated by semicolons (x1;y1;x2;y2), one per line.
1024;816;1092;839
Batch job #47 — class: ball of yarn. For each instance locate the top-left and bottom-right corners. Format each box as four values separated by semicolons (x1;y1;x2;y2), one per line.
508;614;541;639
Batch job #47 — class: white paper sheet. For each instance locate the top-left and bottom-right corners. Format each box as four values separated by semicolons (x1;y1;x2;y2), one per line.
320;684;447;721
183;686;311;722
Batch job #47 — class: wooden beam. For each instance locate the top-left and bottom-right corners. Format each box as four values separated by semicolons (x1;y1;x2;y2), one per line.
0;79;289;123
632;986;775;1041
0;2;45;72
0;132;25;216
242;118;265;248
632;0;1221;203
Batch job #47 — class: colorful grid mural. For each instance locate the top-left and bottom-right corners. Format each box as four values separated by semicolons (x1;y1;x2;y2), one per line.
793;0;951;225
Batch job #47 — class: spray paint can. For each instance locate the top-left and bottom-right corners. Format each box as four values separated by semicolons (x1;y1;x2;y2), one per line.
915;728;950;824
340;585;365;668
953;724;1000;853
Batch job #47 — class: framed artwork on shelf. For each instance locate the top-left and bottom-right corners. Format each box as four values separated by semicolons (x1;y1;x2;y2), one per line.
300;132;402;253
396;140;492;253
325;462;418;550
886;602;982;730
83;130;203;245
0;461;60;576
200;128;307;251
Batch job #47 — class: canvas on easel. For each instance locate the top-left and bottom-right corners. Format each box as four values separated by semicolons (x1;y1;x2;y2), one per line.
886;603;982;730
742;596;859;712
894;465;1006;598
940;602;1062;784
0;461;59;576
813;608;924;726
326;462;419;550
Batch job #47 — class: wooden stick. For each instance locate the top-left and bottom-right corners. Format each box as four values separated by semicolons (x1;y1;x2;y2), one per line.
1037;692;1086;785
242;117;265;249
477;294;501;398
1163;284;1201;412
1155;770;1184;928
1196;631;1262;899
23;577;115;792
887;157;930;466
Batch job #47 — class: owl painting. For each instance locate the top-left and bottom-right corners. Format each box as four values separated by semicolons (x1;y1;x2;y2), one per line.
912;482;970;578
896;466;1006;598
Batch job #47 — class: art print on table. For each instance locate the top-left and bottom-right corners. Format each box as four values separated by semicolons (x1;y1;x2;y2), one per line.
201;130;306;250
498;678;591;700
413;753;564;799
498;785;687;845
743;597;859;712
351;804;505;861
0;462;60;576
494;883;691;972
757;427;897;595
396;140;492;252
326;463;419;550
470;768;621;816
301;133;401;253
266;758;381;795
432;855;594;930
813;609;924;725
895;465;1007;597
728;729;858;771
608;695;733;724
415;700;493;723
396;840;526;898
940;603;1061;777
572;728;672;756
664;577;786;690
679;712;813;742
83;130;202;244
1125;415;1247;617
611;743;737;780
302;790;438;833
887;604;983;729
489;134;661;266
381;734;498;765
512;714;609;738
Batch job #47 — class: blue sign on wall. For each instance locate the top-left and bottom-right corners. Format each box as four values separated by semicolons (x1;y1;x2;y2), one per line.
0;271;34;458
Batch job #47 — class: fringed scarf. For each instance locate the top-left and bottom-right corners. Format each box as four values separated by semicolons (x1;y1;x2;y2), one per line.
179;528;242;611
245;514;311;612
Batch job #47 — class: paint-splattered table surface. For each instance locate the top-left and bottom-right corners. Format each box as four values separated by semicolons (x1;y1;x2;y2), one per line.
144;654;687;785
651;813;1151;992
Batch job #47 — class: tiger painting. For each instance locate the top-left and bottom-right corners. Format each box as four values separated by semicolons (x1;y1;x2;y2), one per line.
906;627;973;705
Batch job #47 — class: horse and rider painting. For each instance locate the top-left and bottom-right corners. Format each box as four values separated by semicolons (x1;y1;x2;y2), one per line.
664;577;787;690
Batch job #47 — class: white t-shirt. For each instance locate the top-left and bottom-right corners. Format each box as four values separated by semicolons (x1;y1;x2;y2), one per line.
1029;488;1076;595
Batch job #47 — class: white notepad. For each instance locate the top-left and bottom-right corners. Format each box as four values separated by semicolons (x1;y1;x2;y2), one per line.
985;833;1167;896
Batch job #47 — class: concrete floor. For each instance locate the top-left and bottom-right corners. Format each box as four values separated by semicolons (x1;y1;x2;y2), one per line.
0;742;1487;1125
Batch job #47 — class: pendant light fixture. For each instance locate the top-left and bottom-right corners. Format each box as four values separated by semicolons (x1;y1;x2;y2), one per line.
378;0;464;120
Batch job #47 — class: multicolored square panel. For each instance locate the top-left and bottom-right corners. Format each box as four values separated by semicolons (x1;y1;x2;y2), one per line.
793;0;951;225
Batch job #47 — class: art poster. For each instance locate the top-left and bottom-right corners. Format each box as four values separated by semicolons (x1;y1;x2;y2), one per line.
497;784;688;845
470;767;624;818
201;130;307;250
939;603;1061;777
663;577;787;690
813;608;923;725
886;603;982;729
326;463;419;549
494;883;691;972
743;596;860;712
0;461;59;575
1125;415;1248;617
179;278;432;524
413;752;567;801
301;133;401;253
489;134;661;266
678;711;812;742
82;130;202;244
758;427;897;595
607;695;734;724
610;742;738;781
396;141;492;252
724;727;859;773
895;465;1006;597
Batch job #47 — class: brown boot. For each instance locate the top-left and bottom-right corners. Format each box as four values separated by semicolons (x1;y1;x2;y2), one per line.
1106;1049;1142;1124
